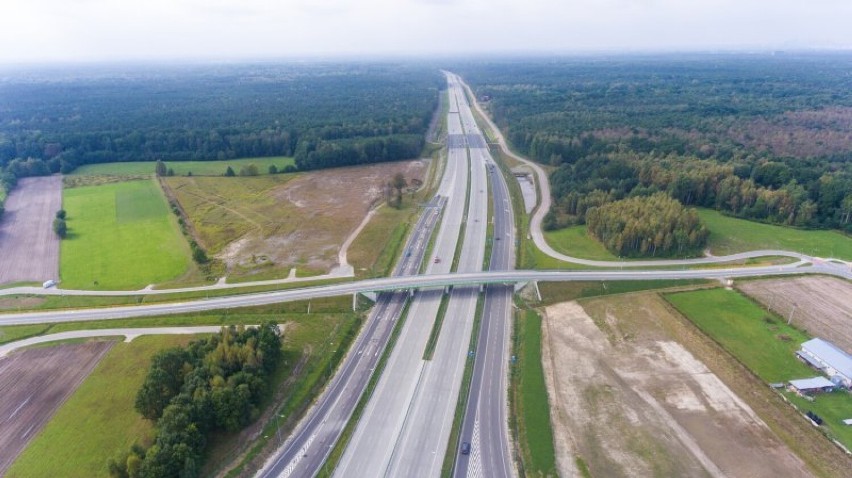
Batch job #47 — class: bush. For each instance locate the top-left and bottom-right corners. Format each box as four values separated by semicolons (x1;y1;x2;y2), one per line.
52;218;67;238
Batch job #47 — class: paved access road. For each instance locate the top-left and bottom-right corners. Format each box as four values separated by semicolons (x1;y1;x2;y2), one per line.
0;326;227;358
257;196;445;478
3;264;850;328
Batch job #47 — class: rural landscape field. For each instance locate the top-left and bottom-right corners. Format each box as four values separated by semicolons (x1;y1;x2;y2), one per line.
0;12;851;478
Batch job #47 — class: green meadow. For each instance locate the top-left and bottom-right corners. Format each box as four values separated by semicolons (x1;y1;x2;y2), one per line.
70;156;294;177
544;209;852;261
60;179;191;290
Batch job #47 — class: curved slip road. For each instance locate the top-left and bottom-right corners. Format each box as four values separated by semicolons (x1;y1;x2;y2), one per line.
0;326;226;358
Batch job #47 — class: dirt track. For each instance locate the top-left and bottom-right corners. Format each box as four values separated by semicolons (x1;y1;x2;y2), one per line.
738;276;852;352
0;176;62;285
541;296;813;478
0;341;113;475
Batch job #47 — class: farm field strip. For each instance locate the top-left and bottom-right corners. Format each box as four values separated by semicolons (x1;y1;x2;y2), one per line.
0;177;62;286
0;341;113;476
60;178;191;290
70;157;295;177
738;276;852;353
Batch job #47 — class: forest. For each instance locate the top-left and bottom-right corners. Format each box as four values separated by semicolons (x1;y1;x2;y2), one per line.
109;323;282;478
456;54;852;232
0;62;442;184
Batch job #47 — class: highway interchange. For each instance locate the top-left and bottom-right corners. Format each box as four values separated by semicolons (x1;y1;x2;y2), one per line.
1;72;851;478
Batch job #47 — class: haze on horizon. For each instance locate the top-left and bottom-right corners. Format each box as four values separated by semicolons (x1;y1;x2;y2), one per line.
4;0;852;64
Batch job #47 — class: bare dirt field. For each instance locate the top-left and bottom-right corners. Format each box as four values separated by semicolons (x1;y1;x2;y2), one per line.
541;295;813;478
0;176;62;285
165;160;426;279
0;341;113;475
738;276;852;352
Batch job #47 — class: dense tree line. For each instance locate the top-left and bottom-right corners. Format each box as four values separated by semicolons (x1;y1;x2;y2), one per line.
109;323;282;478
456;54;852;231
586;193;709;257
0;62;441;219
294;134;424;170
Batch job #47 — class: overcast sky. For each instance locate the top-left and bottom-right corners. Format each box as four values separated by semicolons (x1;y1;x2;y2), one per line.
4;0;852;63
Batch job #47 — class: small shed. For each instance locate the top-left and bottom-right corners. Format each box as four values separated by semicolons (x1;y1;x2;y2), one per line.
788;377;836;395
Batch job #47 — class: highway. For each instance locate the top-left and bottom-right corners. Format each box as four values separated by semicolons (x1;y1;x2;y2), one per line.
382;73;491;478
243;195;444;478
335;74;474;477
454;122;516;476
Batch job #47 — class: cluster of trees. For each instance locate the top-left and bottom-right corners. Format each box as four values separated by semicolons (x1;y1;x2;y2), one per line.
109;323;282;478
586;193;709;257
0;63;440;175
385;172;408;208
457;54;852;232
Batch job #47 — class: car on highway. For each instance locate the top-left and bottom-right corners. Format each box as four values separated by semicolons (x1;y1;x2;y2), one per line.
460;442;471;455
434;257;441;263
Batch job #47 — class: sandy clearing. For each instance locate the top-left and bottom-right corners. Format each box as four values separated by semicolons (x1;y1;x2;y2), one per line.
168;160;426;279
0;176;62;285
0;341;113;475
738;276;852;352
541;297;813;478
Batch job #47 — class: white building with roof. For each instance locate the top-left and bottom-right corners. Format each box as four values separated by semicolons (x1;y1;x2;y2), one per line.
788;377;836;395
797;338;852;389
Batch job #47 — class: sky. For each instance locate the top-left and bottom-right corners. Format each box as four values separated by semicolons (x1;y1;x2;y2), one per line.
3;0;852;63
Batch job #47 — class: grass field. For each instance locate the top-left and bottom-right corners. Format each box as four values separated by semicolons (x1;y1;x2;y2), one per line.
541;209;852;261
544;225;617;261
665;288;852;449
70;157;294;177
60;179;191;289
535;279;710;307
512;309;557;477
6;335;196;478
699;209;852;259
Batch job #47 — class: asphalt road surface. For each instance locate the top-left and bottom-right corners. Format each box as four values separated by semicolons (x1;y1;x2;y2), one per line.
0;326;225;358
256;196;446;478
455;109;516;478
382;74;490;478
335;75;474;477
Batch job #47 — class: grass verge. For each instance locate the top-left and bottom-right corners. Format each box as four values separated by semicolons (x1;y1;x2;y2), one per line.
423;294;450;360
535;279;712;307
440;292;484;477
509;308;557;477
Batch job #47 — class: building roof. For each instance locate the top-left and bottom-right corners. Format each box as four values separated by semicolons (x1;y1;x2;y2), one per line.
801;338;852;379
789;377;836;390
